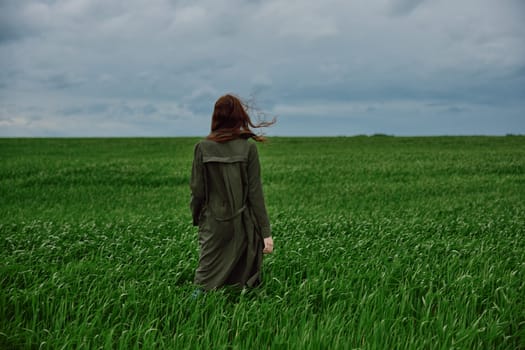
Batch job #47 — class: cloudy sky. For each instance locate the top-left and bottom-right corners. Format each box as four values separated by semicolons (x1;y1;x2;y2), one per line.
1;0;524;136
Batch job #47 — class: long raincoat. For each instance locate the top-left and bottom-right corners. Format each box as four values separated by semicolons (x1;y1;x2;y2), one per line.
190;138;271;290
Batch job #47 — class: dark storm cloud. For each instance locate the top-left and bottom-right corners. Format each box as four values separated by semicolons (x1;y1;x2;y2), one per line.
0;0;524;136
0;1;33;43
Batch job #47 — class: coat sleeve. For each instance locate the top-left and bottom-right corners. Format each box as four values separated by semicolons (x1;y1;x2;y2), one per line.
190;143;205;226
247;143;271;238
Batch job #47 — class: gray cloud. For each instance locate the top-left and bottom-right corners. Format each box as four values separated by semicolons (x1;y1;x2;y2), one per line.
1;0;524;136
0;1;35;43
387;0;427;16
40;72;86;90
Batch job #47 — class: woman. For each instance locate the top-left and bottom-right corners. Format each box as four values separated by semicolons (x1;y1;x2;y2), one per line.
190;94;275;291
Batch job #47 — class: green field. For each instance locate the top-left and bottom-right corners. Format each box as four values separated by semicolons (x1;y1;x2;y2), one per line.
1;136;524;349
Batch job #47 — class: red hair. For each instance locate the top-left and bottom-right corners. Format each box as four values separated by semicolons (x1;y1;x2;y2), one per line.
207;94;275;143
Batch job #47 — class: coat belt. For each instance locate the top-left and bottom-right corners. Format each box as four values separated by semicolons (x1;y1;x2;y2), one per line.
215;205;247;222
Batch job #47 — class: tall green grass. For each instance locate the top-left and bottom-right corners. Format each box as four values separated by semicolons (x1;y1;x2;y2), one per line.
1;136;524;349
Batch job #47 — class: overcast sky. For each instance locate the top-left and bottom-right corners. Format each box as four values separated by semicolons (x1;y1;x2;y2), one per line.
1;0;524;136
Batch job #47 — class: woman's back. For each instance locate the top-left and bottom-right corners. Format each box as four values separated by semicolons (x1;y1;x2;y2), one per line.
190;94;274;291
198;138;250;220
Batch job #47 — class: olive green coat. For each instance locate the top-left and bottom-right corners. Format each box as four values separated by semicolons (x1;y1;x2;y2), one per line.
190;138;271;290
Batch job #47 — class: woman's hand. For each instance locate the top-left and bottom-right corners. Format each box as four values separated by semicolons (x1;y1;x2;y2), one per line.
263;236;274;254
